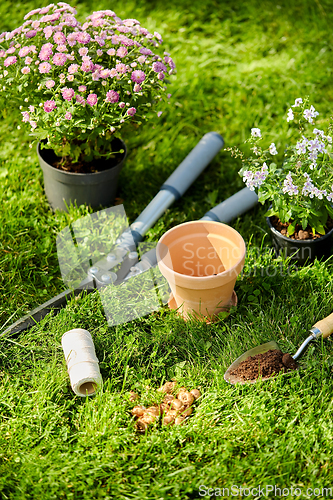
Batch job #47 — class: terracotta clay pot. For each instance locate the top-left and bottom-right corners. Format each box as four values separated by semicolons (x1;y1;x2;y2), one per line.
156;221;246;321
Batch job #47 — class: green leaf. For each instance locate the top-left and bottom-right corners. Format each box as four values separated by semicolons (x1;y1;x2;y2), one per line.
62;143;71;157
264;208;276;217
287;224;295;235
0;167;8;178
316;224;325;235
302;218;308;230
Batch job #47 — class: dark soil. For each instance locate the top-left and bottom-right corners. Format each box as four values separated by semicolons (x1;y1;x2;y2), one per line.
230;349;298;382
39;138;126;174
271;216;333;240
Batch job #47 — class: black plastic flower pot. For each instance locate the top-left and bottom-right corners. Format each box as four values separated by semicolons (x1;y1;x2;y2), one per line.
266;216;333;265
37;137;127;212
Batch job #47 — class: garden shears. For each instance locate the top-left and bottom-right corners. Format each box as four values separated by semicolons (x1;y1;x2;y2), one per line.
1;132;258;336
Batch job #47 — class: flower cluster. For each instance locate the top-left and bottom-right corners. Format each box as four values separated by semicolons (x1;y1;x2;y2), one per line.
226;97;333;236
0;3;176;163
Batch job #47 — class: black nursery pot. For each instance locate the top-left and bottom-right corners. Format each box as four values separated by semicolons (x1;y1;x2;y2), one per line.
37;137;127;212
266;216;333;265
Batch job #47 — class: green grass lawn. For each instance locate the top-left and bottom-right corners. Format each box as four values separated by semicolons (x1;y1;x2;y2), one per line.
1;0;333;498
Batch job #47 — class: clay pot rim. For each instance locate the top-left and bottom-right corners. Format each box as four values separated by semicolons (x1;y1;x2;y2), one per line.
156;220;246;282
266;216;333;244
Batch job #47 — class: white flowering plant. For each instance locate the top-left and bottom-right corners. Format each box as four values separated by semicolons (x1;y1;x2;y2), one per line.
227;97;333;237
0;3;175;167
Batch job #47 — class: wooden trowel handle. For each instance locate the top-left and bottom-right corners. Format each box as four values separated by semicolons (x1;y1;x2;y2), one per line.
313;312;333;339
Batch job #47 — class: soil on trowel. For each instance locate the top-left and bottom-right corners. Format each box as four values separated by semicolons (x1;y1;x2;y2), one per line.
230;349;298;382
271;216;333;240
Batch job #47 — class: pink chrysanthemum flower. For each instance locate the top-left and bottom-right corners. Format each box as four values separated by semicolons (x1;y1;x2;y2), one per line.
64;112;72;120
21;111;30;122
116;63;127;74
43;100;56;113
127;107;136;116
4;56;17;67
66;33;77;47
6;47;16;55
75;94;85;105
41;13;61;23
77;32;91;44
39;62;52;73
131;70;145;84
117;26;130;33
24;8;41;20
86;93;98;106
166;57;176;70
81;60;93;72
78;85;86;92
107;48;115;56
43;26;53;39
118;35;134;47
95;36;105;47
61;87;75;101
116;47;128;58
68;64;79;74
157;72;165;80
152;61;167;73
92;19;104;27
140;47;153;56
79;47;88;56
119;102;125;109
99;69;109;79
0;50;6;58
123;19;140;27
39;43;53;61
39;6;51;15
25;30;37;39
53;32;66;45
97;49;103;56
53;53;67;66
105;90;119;103
19;47;30;57
133;83;141;92
25;56;33;65
57;44;67;53
45;80;55;88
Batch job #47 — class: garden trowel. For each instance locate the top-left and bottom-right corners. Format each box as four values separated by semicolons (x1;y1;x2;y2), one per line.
224;311;333;385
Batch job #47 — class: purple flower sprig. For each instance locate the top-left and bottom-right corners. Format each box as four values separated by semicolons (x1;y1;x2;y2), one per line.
0;2;176;163
227;97;333;236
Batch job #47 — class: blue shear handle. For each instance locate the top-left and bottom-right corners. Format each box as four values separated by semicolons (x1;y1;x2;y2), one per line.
130;132;224;239
160;132;224;200
201;187;258;223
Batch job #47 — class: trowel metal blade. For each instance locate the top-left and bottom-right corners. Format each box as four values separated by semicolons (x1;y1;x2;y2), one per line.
224;340;280;385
